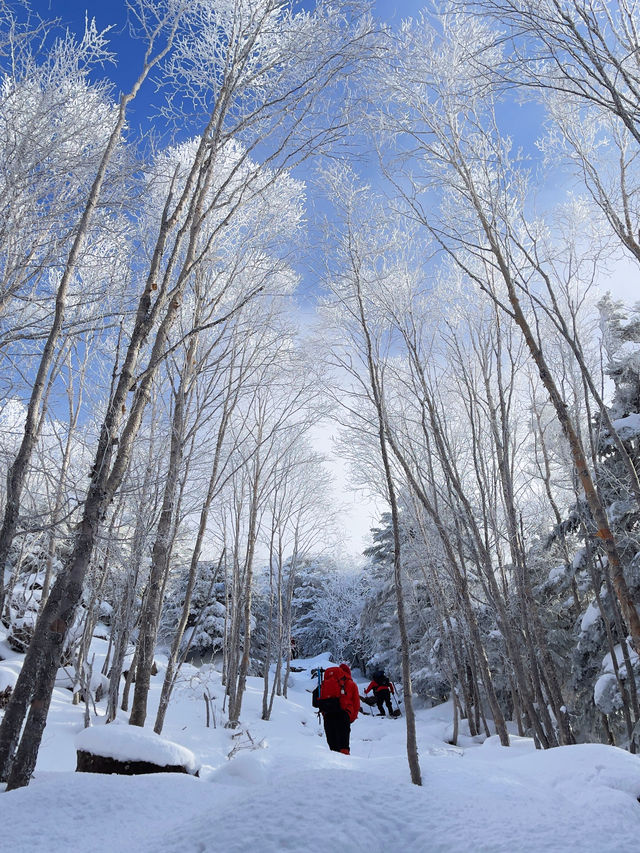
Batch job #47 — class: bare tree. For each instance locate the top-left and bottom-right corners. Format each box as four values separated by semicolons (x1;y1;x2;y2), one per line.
153;295;297;732
259;438;335;719
0;0;378;789
0;1;183;613
319;169;422;785
460;0;640;146
224;353;322;727
377;12;640;655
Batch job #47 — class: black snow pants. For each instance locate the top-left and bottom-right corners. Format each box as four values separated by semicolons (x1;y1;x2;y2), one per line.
323;709;351;752
375;689;393;715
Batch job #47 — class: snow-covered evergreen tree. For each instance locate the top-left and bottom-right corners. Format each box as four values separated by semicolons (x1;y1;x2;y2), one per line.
160;561;227;661
291;555;366;663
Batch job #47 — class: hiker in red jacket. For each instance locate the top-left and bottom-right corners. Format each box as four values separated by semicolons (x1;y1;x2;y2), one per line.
365;669;394;716
312;663;360;754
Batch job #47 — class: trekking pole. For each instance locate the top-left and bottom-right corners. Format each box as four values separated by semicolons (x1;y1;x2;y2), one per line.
391;683;402;715
315;667;324;722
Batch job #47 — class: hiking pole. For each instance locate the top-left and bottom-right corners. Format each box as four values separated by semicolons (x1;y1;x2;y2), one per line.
314;667;324;723
391;683;402;716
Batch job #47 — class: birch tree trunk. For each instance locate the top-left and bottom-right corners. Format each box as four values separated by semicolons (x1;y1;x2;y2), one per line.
0;114;224;785
153;395;233;733
40;346;87;610
228;449;262;727
348;265;422;784
0;0;377;788
383;422;512;748
129;333;197;727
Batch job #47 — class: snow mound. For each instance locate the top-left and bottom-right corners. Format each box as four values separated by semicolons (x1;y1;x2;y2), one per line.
210;750;268;785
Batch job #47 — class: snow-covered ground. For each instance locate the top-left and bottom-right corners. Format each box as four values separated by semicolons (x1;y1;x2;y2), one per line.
2;641;640;853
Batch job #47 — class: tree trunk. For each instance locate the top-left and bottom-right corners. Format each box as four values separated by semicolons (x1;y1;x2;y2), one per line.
509;285;640;652
463;173;640;652
1;495;100;785
355;285;422;785
384;425;511;747
0;161;203;781
154;551;224;734
121;640;140;714
130;335;196;727
228;474;260;726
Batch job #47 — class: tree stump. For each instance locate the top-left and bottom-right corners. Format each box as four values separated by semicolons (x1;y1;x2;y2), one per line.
76;751;192;775
75;724;200;776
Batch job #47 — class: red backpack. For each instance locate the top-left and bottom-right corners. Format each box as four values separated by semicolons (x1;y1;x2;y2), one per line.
314;666;347;714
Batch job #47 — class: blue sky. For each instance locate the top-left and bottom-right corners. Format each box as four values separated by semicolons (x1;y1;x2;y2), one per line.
31;2;634;324
24;0;401;555
23;1;639;307
30;1;426;134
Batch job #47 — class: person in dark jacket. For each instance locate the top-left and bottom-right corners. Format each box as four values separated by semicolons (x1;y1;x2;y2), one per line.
313;663;360;754
364;670;394;716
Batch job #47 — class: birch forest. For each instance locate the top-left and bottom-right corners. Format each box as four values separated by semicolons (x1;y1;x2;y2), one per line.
0;0;639;790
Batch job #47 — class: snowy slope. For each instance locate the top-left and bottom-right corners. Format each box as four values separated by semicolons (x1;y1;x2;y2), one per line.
2;650;640;853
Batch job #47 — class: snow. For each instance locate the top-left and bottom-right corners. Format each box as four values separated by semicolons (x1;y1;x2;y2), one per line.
612;341;640;375
581;600;601;633
612;412;640;440
2;649;640;852
602;641;639;675
593;642;639;711
0;664;18;692
573;548;587;570
546;564;566;585
594;673;622;712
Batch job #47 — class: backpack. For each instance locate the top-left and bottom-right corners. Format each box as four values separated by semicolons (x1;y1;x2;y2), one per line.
374;671;389;687
314;666;348;714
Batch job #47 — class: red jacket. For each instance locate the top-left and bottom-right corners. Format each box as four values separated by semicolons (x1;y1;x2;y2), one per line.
332;663;360;722
365;678;394;695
